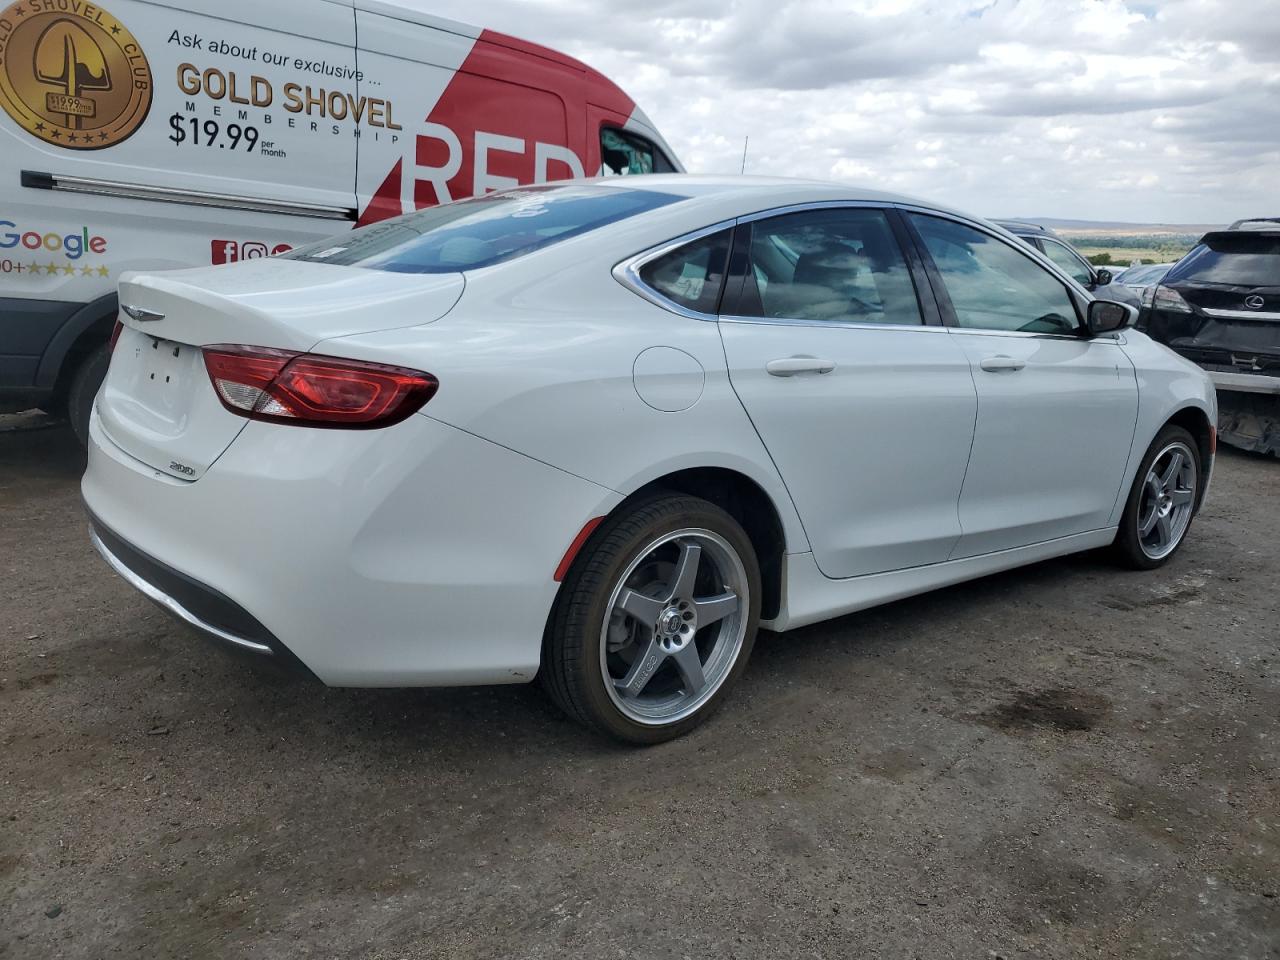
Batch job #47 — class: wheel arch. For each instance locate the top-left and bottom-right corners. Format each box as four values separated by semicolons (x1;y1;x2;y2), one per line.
554;465;790;624
36;291;118;399
1163;403;1214;506
627;467;787;621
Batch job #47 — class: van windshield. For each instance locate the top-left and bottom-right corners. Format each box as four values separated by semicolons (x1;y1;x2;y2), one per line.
285;184;683;274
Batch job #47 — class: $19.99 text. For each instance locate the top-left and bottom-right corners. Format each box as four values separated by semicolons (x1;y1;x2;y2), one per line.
168;113;260;152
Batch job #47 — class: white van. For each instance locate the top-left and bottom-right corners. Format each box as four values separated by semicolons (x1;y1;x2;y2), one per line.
0;0;681;441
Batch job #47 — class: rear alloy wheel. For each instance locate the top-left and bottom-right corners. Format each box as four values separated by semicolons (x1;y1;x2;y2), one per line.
543;494;761;744
1114;425;1200;569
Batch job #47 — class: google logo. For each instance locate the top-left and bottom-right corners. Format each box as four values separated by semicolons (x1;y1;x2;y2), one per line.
0;221;107;260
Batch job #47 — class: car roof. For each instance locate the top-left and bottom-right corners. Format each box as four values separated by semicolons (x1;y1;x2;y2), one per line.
992;219;1050;235
597;174;921;204
1225;217;1280;233
577;175;994;228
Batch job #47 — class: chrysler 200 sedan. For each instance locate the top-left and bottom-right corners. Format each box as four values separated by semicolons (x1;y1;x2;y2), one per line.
83;177;1217;744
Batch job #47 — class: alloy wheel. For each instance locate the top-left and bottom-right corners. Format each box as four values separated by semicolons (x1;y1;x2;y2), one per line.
1136;440;1197;560
599;528;749;725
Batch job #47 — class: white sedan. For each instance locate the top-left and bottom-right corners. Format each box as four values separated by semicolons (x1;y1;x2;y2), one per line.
84;177;1217;743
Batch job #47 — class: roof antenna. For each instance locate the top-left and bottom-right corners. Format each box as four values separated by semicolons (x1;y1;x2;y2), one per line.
740;136;749;175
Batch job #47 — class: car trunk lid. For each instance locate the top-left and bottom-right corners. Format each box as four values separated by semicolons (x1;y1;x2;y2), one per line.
98;260;463;480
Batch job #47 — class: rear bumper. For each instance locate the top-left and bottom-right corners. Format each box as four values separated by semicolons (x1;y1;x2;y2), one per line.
88;514;318;680
1209;370;1280;395
82;404;621;686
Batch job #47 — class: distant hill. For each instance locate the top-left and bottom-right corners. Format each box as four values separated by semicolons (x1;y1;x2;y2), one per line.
1005;217;1223;235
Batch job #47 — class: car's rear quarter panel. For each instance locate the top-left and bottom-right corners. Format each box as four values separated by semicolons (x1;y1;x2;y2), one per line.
83;405;620;686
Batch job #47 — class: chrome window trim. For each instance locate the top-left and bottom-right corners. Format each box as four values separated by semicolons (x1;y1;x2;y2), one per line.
89;530;274;655
946;326;1125;344
615;200;1102;332
1202;307;1280;321
612;219;738;321
717;314;944;333
23;170;355;221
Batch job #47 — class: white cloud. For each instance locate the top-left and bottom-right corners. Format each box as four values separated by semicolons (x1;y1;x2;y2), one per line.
427;0;1280;223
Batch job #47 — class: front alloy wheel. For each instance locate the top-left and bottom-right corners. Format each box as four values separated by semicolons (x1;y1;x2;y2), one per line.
543;493;761;744
1135;441;1197;561
1115;424;1202;569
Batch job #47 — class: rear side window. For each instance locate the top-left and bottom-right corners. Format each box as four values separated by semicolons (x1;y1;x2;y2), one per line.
601;128;676;176
1166;234;1280;285
734;208;923;325
637;230;732;314
284;185;682;274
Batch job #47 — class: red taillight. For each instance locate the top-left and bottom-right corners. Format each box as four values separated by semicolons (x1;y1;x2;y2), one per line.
109;320;123;352
202;344;437;428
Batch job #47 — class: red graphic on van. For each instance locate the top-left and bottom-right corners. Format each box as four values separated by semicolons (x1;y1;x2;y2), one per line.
211;240;293;263
357;30;639;226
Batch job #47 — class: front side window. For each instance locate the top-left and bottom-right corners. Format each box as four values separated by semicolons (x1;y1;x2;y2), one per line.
909;215;1080;334
285;184;682;274
637;230;732;314
733;208;923;325
1039;238;1094;286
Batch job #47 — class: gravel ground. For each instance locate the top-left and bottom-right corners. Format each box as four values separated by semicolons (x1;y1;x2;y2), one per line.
1;419;1277;959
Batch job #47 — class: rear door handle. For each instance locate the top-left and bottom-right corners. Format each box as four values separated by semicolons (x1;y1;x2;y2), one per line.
766;356;836;377
979;355;1026;373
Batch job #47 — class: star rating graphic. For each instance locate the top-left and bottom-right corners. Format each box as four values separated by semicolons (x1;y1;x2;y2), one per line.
7;261;112;278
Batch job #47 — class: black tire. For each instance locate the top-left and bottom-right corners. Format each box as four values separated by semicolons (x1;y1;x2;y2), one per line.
542;492;762;745
36;395;68;420
68;344;110;448
1113;424;1201;570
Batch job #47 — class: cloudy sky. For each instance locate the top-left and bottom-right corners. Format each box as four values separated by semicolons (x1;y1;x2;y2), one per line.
427;0;1279;225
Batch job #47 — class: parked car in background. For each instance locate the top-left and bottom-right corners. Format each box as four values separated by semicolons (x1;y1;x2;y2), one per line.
1115;263;1173;289
84;177;1216;743
0;0;680;444
1139;219;1280;456
994;220;1141;308
1114;262;1175;304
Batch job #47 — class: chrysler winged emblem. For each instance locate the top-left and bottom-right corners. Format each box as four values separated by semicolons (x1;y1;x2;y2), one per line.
121;304;165;322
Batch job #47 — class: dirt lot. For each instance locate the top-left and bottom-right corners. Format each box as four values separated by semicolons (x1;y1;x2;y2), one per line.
2;418;1277;960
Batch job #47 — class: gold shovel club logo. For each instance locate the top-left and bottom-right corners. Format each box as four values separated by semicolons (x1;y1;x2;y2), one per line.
0;1;151;149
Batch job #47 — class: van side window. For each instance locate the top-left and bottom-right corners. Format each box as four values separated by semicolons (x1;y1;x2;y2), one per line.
601;128;675;175
637;230;732;315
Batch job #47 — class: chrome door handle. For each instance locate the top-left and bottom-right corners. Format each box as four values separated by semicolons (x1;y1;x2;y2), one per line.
766;356;836;377
979;355;1026;372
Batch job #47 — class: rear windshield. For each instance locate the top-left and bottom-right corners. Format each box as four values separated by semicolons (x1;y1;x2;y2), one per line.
285;184;683;274
1166;234;1280;286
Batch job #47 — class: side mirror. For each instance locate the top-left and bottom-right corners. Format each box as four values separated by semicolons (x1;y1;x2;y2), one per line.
1094;268;1113;285
1086;299;1135;336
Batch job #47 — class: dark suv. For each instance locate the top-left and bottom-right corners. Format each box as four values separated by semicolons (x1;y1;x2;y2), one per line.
1140;218;1280;456
993;220;1141;307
